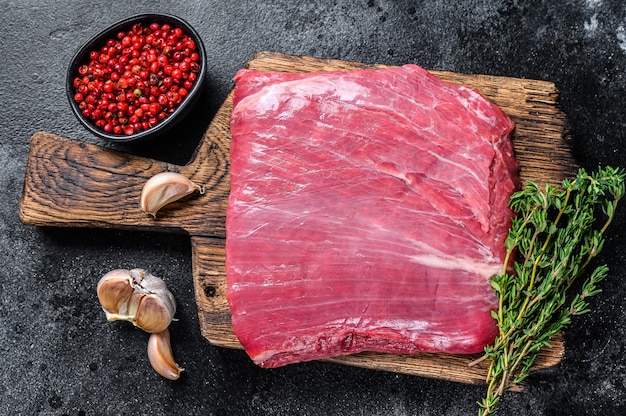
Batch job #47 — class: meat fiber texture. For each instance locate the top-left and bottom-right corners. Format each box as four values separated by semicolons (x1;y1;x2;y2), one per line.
226;64;519;368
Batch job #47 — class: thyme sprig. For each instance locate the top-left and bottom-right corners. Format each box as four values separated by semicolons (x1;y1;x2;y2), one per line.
475;166;625;416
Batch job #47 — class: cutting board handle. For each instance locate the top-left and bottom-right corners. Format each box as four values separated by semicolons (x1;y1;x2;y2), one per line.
19;126;230;237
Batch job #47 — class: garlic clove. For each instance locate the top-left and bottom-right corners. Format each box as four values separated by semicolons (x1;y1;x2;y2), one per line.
108;291;143;323
96;269;134;316
140;172;203;217
134;294;175;333
148;328;184;380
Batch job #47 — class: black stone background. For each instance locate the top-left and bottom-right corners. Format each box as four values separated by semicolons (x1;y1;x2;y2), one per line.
1;1;626;415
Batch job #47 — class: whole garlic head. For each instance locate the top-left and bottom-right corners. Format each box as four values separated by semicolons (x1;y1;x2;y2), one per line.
96;268;176;333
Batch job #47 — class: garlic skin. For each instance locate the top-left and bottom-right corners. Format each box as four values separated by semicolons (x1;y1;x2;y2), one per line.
148;328;184;380
96;268;176;333
140;172;203;217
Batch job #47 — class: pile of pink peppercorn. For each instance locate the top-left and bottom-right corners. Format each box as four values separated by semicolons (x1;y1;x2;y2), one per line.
72;22;201;136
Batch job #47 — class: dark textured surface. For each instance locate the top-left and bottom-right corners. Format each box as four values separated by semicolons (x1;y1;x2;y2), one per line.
1;1;626;415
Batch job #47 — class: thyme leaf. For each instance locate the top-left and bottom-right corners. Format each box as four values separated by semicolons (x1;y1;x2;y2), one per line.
475;166;625;416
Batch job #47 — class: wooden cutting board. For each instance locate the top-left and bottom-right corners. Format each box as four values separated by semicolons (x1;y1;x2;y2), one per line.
20;51;578;387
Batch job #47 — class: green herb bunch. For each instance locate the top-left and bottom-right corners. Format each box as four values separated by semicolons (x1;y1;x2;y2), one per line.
475;166;625;416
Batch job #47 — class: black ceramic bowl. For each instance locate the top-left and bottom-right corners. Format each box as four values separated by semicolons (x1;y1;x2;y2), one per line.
67;14;207;143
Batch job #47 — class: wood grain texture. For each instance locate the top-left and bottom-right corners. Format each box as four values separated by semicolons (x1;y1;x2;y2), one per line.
20;51;576;386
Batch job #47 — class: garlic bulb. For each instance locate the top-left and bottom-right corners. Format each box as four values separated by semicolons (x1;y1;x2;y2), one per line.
148;328;184;380
96;268;176;333
140;172;204;217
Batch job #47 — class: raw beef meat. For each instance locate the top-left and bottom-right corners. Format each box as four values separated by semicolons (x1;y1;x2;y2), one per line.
226;64;518;368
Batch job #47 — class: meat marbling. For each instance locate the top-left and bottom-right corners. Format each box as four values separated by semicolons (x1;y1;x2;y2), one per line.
226;64;519;368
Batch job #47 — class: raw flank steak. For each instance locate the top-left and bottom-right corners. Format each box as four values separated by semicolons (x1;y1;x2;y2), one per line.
226;64;519;368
